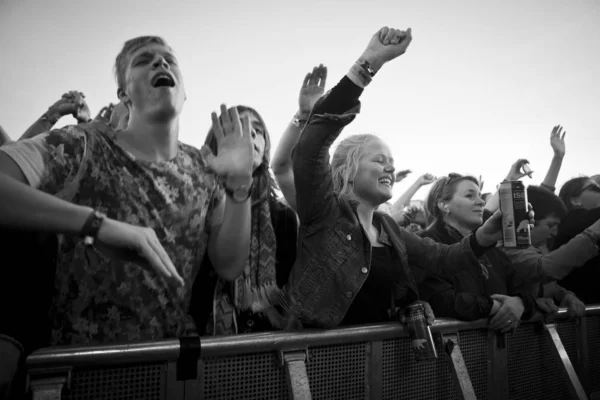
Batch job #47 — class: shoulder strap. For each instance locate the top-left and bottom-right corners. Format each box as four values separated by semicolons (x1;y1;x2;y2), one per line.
54;129;93;202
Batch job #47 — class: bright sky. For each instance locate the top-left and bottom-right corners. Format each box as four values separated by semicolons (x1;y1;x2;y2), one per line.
1;0;598;200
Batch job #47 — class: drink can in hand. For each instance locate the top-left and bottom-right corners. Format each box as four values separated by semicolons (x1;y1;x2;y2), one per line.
405;303;437;362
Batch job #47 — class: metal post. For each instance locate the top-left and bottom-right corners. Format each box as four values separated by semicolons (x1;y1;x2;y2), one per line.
443;333;477;400
545;323;588;400
27;367;71;400
279;349;312;400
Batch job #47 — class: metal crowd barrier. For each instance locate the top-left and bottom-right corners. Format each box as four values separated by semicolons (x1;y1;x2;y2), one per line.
25;305;600;400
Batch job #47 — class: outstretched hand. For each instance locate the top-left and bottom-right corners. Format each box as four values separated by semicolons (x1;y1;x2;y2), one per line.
200;105;253;182
299;64;327;117
361;26;413;71
550;125;566;157
96;218;184;287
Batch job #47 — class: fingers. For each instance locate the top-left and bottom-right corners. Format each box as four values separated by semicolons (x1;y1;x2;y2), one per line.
308;66;319;86
146;235;184;286
302;72;311;89
228;107;243;137
211;112;225;142
491;294;508;302
383;28;396;45
220;104;232;127
240;113;251;139
318;64;328;88
422;302;435;325
378;26;390;42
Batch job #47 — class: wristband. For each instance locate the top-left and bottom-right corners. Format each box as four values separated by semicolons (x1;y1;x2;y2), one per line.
291;114;308;128
81;211;106;246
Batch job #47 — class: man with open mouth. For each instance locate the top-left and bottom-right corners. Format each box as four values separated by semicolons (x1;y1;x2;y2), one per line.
0;35;254;396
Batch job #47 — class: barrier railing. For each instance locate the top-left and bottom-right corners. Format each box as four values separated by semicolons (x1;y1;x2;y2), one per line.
25;305;600;400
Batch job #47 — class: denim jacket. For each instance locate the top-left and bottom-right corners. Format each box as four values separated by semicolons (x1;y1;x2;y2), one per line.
279;85;494;329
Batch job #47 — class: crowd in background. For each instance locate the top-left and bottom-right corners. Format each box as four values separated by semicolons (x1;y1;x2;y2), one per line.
0;26;599;399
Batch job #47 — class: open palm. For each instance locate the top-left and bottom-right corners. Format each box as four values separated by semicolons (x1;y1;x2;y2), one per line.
201;104;253;179
299;64;327;116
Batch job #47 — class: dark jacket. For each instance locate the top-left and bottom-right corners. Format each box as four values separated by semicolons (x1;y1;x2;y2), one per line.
553;207;600;304
279;76;496;329
416;218;538;321
190;201;298;334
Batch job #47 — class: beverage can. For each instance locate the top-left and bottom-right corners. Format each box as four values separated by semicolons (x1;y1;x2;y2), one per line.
498;180;531;248
405;303;437;362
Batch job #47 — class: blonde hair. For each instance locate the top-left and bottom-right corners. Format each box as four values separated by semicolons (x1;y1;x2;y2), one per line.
331;134;380;196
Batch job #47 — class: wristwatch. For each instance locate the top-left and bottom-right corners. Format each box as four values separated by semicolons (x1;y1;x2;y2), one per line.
224;182;253;203
81;210;106;246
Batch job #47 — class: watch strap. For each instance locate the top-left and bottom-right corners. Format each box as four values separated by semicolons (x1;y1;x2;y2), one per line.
81;211;106;245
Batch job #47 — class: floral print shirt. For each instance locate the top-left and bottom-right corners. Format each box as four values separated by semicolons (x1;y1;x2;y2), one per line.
0;123;224;345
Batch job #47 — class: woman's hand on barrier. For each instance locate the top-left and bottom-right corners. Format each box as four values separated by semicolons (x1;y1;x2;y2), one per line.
489;294;524;333
561;294;585;318
398;301;435;326
535;297;559;316
490;299;502;316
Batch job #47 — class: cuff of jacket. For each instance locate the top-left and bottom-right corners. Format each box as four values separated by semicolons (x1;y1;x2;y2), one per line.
514;292;537;320
469;233;495;258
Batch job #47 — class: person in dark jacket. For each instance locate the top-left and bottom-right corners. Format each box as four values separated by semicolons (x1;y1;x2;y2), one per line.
278;26;510;330
553;176;600;303
191;105;298;335
416;174;539;332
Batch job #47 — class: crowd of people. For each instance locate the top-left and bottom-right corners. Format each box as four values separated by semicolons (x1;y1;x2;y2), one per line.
0;26;599;399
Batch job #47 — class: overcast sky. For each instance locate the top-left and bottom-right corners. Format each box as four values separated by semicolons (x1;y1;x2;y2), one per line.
1;0;598;199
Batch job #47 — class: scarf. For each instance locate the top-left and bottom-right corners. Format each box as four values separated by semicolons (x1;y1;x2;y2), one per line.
208;175;281;335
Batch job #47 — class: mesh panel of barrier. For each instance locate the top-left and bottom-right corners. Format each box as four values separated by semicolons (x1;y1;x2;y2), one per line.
381;334;457;400
556;319;578;365
63;363;164;400
305;342;366;400
458;329;489;400
201;351;289;400
507;322;570;400
589;317;600;393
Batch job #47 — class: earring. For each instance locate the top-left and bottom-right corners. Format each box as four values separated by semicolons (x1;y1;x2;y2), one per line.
444;208;450;216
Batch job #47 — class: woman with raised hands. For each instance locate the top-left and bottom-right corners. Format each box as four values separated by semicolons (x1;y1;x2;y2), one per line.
271;64;327;211
278;26;509;330
191;105;298;335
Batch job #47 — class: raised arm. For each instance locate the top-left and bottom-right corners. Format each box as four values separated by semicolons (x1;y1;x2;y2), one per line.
272;65;327;211
401;211;505;278
201;106;254;282
388;173;435;223
293;27;413;225
503;217;600;280
540;125;566;191
20;91;92;141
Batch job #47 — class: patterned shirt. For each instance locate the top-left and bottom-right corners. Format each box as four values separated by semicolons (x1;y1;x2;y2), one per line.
0;123;224;345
